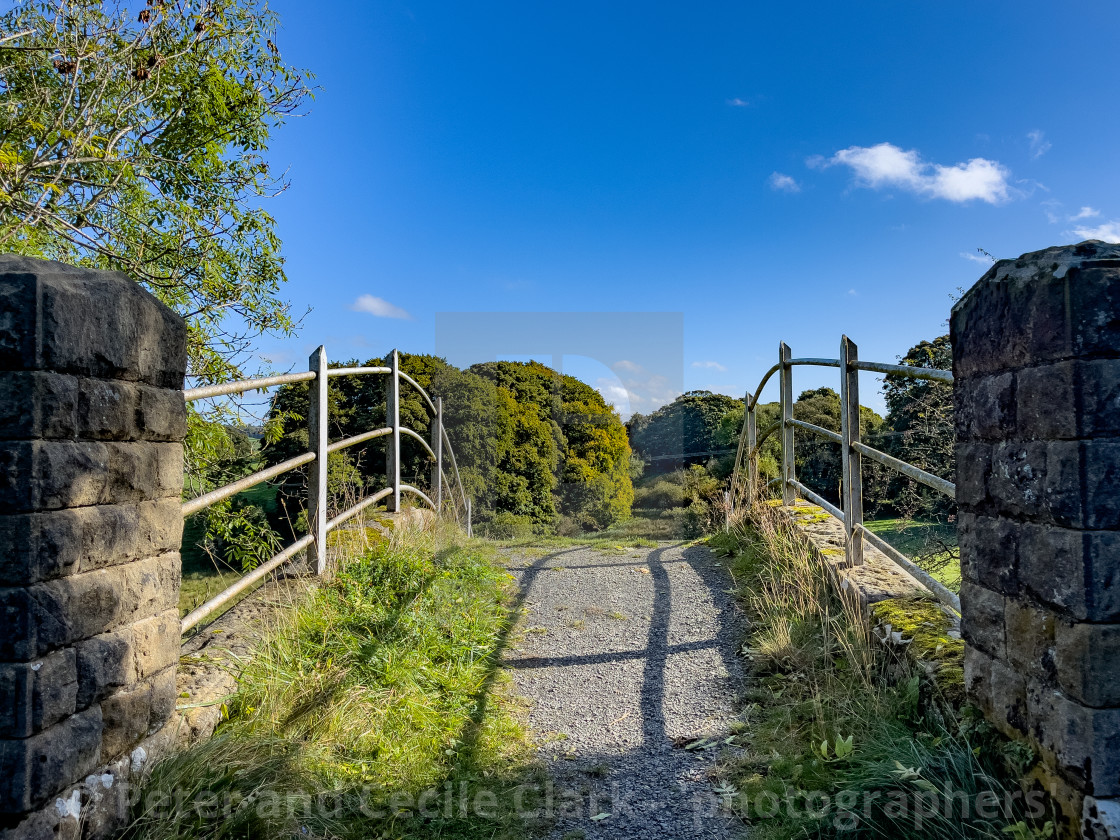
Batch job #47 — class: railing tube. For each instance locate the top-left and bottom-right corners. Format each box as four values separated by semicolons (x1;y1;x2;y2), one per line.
840;335;864;567
308;346;329;575
747;402;758;497
432;397;443;512
386;349;401;513
779;342;795;506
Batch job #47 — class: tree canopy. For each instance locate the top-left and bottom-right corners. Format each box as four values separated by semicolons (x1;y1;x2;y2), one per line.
263;356;633;534
0;0;311;381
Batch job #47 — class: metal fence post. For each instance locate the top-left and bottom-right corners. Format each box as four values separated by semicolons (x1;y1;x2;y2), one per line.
308;345;329;575
432;396;443;513
747;401;758;499
466;497;472;538
840;335;865;567
779;341;796;505
386;348;401;513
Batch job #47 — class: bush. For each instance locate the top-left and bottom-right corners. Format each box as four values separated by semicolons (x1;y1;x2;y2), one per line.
481;511;536;539
634;478;689;510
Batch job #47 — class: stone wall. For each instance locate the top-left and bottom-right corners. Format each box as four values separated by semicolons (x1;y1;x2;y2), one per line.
0;256;187;839
952;241;1120;839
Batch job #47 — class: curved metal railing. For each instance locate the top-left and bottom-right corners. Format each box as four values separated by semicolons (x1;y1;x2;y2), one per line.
730;337;960;613
180;347;472;632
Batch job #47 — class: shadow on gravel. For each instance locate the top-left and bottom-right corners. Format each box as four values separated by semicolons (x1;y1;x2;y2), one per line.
486;541;748;840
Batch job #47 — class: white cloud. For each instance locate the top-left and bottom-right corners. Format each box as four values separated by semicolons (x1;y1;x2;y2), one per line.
1068;221;1120;243
960;251;995;265
350;294;412;320
848;289;857;295
691;360;727;372
768;172;801;193
824;142;1013;204
613;360;643;374
1071;206;1100;220
727;97;750;107
1028;130;1052;159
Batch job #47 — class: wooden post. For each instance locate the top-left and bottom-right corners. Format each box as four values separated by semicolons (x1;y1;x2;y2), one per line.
308;346;329;575
747;402;758;499
432;396;443;513
840;335;864;567
386;349;400;513
779;342;796;505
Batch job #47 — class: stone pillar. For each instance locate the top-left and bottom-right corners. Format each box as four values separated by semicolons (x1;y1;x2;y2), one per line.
0;256;186;839
952;241;1120;839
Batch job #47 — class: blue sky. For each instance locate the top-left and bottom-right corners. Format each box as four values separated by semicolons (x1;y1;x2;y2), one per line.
255;0;1120;416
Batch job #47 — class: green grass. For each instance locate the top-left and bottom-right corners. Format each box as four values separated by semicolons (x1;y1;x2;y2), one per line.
131;522;546;840
864;517;961;593
707;508;1050;840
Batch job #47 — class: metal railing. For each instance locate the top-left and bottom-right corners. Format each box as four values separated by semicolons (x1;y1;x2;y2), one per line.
179;347;472;633
730;337;960;613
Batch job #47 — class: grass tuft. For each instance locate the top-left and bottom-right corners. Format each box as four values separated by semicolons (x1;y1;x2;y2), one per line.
711;502;1052;840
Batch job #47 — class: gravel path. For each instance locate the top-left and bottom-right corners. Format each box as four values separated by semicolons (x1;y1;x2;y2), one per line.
501;541;748;840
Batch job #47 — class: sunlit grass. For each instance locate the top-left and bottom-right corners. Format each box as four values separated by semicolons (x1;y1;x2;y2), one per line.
131;521;545;840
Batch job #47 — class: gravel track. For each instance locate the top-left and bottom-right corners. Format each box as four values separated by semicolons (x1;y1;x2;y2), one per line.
501;541;748;840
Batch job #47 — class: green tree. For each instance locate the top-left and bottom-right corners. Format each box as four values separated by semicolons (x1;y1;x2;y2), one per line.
0;0;311;382
876;335;954;517
628;390;741;473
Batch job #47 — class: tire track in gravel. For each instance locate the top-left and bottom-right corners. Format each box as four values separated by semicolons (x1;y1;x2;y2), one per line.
501;541;748;840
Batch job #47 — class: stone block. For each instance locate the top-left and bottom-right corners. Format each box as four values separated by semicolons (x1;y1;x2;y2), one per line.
76;379;139;441
1084;441;1120;530
955;372;1016;441
99;681;152;762
960;581;1006;659
75;629;135;709
957;512;1018;594
0;255;187;387
1081;359;1120;437
963;643;993;711
1016;362;1077;440
0;649;78;738
0;511;80;586
1088;534;1120;622
0;371;78;441
148;666;177;731
990;654;1029;739
136;385;188;442
1020;525;1120;622
0;501;184;587
989;441;1048;519
1056;623;1120;709
132;500;184;568
0;705;102;813
954;442;991;510
0;805;80;840
1028;689;1120;797
1069;263;1120;358
3;554;180;658
1004;598;1056;681
130;610;179;680
0;441;112;513
1084;796;1120;840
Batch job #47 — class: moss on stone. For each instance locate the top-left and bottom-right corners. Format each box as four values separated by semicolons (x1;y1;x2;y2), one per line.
871;596;965;704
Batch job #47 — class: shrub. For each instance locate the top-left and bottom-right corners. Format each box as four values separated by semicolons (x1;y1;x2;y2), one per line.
482;511;536;539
